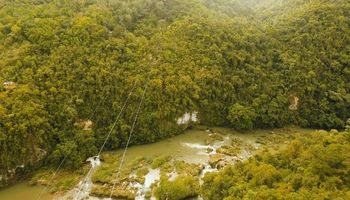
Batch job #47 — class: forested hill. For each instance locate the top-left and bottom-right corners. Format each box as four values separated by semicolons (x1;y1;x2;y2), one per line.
0;0;349;174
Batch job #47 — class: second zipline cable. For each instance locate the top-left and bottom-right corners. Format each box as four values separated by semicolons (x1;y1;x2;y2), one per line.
108;72;151;199
75;81;138;200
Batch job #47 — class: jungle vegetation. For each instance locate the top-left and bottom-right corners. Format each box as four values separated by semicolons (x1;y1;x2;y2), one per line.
0;0;349;190
201;126;350;200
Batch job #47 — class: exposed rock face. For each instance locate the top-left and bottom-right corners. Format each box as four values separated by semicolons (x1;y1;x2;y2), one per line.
3;81;16;90
0;165;25;188
208;154;224;168
289;95;299;110
0;146;47;188
177;112;198;125
0;174;7;188
74;119;93;130
216;160;230;169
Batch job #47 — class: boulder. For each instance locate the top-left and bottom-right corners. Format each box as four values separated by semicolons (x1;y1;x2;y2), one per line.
209;154;224;168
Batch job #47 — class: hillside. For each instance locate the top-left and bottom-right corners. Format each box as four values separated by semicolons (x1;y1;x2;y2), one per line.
0;0;349;187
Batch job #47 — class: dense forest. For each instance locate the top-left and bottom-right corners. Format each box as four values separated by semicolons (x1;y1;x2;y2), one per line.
202;127;350;200
0;0;349;189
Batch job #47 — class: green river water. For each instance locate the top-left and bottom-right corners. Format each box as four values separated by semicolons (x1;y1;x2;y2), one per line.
0;183;54;200
0;127;313;200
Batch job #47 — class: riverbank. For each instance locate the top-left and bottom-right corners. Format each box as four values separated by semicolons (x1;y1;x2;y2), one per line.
0;126;316;199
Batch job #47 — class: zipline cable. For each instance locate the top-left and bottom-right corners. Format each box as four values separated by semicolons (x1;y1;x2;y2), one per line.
36;95;105;200
37;67;130;200
108;72;151;200
75;80;138;200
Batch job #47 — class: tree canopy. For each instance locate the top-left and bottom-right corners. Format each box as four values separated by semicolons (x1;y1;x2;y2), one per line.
0;0;349;174
202;129;350;199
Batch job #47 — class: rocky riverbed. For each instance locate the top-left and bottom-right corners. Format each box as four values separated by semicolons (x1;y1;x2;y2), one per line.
0;126;311;200
60;127;302;200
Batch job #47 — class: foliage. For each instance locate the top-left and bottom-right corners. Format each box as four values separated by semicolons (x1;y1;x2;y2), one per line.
155;176;200;200
227;103;256;130
201;130;350;199
29;168;83;192
151;155;172;169
0;0;349;174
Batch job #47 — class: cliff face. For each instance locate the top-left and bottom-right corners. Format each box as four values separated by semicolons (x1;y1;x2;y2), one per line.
0;166;25;188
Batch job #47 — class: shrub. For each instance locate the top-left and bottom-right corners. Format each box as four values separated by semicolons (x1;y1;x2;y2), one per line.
227;103;256;131
154;176;200;200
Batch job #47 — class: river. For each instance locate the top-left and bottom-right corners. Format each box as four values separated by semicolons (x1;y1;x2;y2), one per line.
0;127;311;200
0;182;54;200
